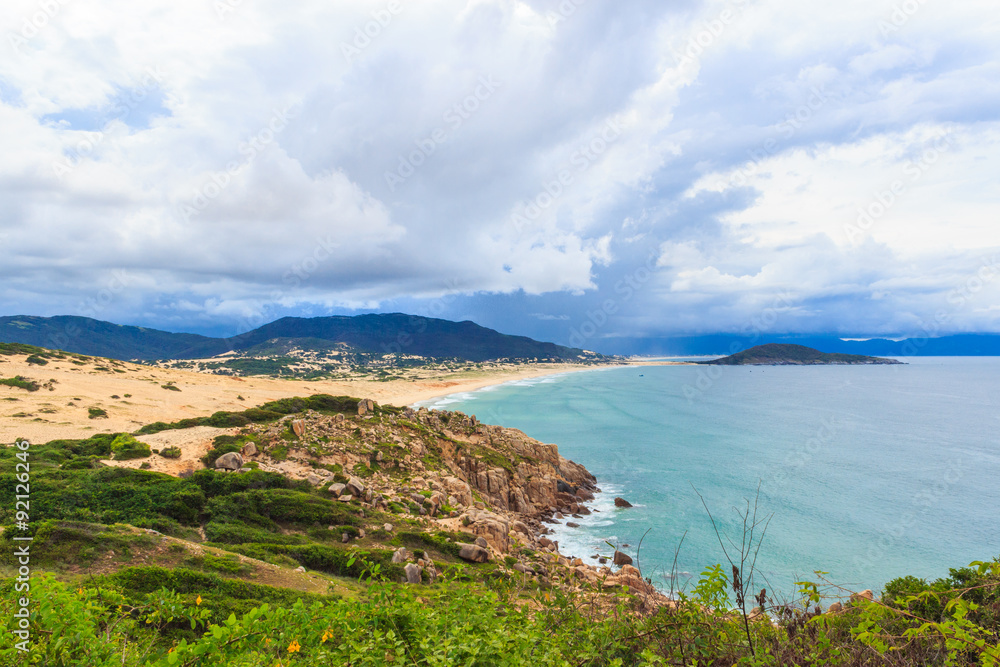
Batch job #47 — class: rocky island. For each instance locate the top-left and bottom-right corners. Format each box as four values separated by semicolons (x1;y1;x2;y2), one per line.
700;343;904;366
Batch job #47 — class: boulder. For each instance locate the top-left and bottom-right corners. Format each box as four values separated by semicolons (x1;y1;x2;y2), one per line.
346;476;366;497
614;497;633;508
375;451;383;462
566;522;580;528
214;452;243;471
850;589;874;603
404;563;422;584
241;442;258;457
556;479;575;494
391;547;409;564
457;543;490;563
306;473;325;486
474;536;488;548
291;420;305;437
384;523;394;532
341;532;349;543
827;602;843;614
337;494;353;502
612;550;633;567
357;398;375;416
329;483;347;497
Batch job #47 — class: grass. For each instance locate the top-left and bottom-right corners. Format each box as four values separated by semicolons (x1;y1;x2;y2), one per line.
135;395;361;435
0;376;40;392
88;407;108;419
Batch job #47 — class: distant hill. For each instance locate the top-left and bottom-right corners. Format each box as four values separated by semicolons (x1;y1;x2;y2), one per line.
599;333;1000;357
0;314;598;363
700;343;903;366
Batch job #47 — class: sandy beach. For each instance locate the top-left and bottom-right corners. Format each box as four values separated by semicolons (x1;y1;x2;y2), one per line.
0;351;639;444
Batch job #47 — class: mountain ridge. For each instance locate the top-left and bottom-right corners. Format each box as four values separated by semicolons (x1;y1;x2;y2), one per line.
0;314;598;363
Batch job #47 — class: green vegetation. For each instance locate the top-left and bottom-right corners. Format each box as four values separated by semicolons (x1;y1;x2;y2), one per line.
159;446;182;459
161;382;181;392
1;556;997;665
1;431;999;664
111;433;152;460
25;354;48;365
0;376;39;392
88;407;108;419
0;342;65;358
703;343;903;366
136;395;361;435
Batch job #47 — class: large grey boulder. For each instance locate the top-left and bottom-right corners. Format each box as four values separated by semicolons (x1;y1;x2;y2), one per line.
404;563;422;584
329;483;347;497
457;543;489;563
214;452;243;470
346;476;366;497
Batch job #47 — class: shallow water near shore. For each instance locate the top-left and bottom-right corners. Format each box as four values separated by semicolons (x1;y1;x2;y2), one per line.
421;357;1000;598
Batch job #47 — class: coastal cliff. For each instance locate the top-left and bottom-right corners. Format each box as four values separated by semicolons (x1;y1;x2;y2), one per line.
218;401;661;598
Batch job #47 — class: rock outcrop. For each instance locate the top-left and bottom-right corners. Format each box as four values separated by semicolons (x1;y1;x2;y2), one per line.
214;452;243;470
224;403;672;609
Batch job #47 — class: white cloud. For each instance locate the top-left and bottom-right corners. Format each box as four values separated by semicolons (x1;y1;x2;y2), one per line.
0;0;999;339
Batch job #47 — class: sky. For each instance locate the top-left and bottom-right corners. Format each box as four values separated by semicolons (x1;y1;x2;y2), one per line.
2;0;999;351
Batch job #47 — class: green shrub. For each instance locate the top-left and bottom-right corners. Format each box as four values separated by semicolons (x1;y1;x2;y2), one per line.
0;376;40;391
110;434;151;460
135;395;360;434
159;446;182;459
203;522;308;546
25;354;49;365
88;407;108;419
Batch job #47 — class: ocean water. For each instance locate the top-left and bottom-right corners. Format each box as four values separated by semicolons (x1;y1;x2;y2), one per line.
419;357;1000;598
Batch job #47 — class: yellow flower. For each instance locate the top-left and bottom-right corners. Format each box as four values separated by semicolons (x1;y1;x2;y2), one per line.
195;595;202;606
287;639;301;653
321;629;332;643
77;588;84;596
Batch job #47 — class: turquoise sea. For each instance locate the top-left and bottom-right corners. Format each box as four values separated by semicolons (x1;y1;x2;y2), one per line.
419;357;1000;599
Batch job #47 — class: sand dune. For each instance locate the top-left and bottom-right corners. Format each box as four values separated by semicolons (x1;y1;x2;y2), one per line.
0;352;609;444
